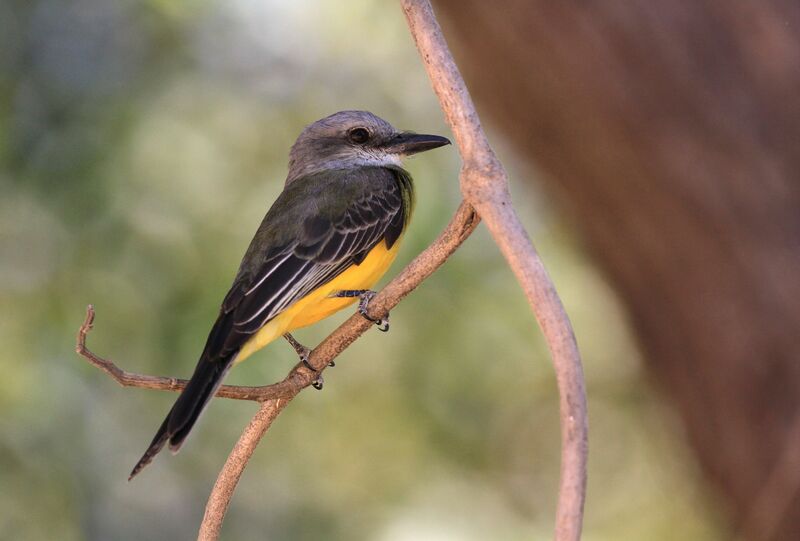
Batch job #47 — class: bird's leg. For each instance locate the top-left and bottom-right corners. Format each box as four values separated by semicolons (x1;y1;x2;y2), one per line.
283;332;311;367
283;333;324;390
333;289;390;332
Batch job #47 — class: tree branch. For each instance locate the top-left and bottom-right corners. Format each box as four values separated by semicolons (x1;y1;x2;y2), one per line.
401;1;587;540
198;398;293;540
77;2;586;540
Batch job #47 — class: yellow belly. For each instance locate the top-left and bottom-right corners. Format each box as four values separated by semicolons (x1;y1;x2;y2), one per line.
236;238;401;363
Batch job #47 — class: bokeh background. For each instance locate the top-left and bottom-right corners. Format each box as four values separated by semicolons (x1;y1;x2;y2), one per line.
0;1;738;540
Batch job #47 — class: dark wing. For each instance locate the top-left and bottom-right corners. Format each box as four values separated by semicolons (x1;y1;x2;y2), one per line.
201;167;408;361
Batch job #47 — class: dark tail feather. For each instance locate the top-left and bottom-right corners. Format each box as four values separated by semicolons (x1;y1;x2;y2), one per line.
129;412;171;480
128;355;234;480
167;358;233;451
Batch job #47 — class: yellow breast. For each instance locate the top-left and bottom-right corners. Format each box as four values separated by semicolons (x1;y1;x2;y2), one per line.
236;238;401;363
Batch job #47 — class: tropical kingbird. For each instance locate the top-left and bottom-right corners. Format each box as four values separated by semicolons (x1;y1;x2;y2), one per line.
129;111;450;479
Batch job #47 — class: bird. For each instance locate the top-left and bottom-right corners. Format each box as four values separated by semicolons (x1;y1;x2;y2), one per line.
128;110;450;479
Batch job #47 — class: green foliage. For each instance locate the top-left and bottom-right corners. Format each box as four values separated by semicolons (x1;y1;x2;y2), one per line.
0;1;725;539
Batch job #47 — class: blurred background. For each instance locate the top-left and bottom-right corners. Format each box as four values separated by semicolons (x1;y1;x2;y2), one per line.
3;0;796;540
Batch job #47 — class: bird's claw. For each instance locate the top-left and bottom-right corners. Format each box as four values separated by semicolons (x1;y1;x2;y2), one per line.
284;333;326;390
301;357;325;390
357;291;390;332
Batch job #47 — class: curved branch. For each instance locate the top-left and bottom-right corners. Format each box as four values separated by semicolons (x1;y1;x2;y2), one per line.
198;398;293;541
401;1;588;540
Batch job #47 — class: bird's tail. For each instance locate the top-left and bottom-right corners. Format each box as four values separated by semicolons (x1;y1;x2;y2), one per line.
128;355;234;480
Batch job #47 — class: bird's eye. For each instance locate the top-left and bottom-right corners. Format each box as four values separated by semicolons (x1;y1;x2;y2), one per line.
348;127;370;144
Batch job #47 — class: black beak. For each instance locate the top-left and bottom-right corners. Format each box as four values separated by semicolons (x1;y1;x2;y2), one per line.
383;132;451;155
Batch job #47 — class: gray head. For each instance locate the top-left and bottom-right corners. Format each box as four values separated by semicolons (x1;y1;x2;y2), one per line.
286;110;450;183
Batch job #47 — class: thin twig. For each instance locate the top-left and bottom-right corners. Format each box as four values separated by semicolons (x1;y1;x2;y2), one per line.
400;1;588;540
76;305;298;401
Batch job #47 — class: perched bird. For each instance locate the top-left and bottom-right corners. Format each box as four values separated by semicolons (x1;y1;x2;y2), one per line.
129;111;450;479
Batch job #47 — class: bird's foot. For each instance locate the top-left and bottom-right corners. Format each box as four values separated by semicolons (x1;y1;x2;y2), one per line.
333;289;390;332
283;333;325;390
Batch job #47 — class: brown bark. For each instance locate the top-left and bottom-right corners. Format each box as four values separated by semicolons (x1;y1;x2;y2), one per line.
432;1;800;540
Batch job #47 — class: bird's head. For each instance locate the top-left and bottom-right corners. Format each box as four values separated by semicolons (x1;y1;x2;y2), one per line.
287;110;450;183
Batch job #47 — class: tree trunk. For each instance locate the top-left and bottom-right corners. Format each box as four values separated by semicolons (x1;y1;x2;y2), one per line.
432;1;800;539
